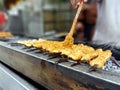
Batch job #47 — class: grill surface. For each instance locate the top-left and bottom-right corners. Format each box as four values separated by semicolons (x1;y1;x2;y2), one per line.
0;39;120;90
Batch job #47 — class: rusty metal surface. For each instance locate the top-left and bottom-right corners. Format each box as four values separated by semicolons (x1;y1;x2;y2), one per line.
0;42;120;90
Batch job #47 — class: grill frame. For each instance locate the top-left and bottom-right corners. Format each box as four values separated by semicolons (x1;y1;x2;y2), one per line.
0;41;120;90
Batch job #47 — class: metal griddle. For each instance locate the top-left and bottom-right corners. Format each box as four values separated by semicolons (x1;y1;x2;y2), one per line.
0;40;120;90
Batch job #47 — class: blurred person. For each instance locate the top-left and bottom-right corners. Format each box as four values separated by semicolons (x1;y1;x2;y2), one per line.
71;0;120;45
75;22;85;40
84;3;97;41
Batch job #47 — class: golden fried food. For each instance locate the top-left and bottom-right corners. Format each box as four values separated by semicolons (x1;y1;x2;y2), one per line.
81;52;98;62
18;39;37;47
0;32;12;38
89;49;112;68
18;39;112;69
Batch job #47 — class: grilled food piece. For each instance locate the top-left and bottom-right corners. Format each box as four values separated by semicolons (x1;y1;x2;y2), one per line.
18;39;45;47
17;39;112;69
89;49;112;68
0;32;12;38
60;45;83;60
18;40;37;47
81;52;98;62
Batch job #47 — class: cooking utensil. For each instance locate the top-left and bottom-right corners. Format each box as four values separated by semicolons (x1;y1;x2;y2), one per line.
64;0;84;46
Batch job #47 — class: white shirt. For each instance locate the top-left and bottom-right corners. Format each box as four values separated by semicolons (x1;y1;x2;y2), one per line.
93;0;120;45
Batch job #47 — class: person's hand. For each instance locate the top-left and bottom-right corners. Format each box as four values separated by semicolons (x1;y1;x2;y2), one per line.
70;0;88;8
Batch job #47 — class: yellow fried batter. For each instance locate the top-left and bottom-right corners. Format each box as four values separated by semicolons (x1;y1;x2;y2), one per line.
89;50;112;68
18;39;112;68
0;32;12;38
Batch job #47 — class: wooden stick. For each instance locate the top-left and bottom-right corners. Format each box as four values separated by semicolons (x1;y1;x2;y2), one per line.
69;1;84;36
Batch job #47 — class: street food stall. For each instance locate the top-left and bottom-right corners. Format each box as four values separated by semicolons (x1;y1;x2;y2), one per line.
0;0;120;90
